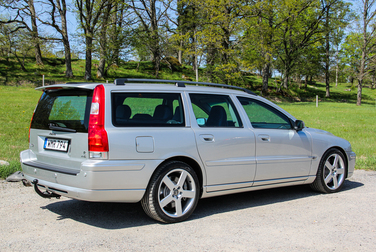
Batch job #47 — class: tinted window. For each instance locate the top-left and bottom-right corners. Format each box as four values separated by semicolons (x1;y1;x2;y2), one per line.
112;93;184;127
31;89;93;133
189;94;242;127
237;97;292;129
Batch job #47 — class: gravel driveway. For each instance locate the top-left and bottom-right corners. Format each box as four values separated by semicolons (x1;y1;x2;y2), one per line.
1;170;375;251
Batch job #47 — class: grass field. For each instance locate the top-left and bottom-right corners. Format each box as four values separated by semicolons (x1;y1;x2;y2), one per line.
0;59;375;178
280;102;376;170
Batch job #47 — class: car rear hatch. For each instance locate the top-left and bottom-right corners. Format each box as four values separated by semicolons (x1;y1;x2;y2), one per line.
22;85;96;176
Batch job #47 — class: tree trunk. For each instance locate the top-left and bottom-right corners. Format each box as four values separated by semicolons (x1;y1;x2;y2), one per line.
304;75;308;88
97;6;110;79
97;58;106;78
349;76;354;85
113;4;123;65
283;65;289;89
178;38;183;64
63;38;73;78
28;0;43;65
335;45;339;86
357;79;362;106
325;6;330;98
57;0;73;78
14;51;27;72
262;61;270;92
85;35;93;81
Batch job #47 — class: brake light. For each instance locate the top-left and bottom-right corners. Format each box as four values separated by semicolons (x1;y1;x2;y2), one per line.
88;85;109;159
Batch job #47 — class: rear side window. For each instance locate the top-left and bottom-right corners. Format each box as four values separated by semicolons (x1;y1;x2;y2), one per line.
189;94;242;127
112;92;184;127
30;89;93;133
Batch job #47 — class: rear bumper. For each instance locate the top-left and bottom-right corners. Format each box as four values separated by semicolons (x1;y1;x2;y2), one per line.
20;149;162;203
23;175;145;202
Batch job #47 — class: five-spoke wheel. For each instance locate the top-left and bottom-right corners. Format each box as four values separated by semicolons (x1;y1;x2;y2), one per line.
311;148;347;193
141;161;200;223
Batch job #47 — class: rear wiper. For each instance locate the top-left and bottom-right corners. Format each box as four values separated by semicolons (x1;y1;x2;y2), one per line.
49;124;77;133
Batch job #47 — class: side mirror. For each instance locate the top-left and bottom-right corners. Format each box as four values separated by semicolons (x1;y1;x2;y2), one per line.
197;118;207;126
294;120;305;131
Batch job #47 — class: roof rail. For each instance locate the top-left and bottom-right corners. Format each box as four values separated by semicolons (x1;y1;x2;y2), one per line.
114;78;257;95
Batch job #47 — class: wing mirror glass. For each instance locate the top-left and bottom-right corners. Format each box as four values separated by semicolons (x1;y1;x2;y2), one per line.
294;120;305;131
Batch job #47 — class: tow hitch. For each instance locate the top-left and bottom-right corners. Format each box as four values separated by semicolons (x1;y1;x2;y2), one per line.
32;179;61;199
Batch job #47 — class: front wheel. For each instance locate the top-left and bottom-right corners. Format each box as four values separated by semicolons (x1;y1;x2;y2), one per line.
141;161;200;223
311;149;347;193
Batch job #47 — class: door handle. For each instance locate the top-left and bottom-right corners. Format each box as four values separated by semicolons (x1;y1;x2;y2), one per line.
258;134;270;142
200;134;214;142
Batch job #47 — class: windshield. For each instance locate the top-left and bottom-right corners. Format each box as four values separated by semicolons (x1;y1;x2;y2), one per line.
31;89;93;133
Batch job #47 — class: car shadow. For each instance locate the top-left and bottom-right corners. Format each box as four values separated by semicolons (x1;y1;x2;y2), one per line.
42;180;363;229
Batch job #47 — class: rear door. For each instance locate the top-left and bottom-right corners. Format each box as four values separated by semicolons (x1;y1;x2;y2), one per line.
188;93;257;192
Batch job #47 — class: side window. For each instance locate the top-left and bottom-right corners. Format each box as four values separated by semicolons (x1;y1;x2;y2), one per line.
112;93;184;127
189;94;242;128
237;97;292;129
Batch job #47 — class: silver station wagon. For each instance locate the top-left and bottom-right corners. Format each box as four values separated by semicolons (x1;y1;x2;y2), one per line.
20;79;356;223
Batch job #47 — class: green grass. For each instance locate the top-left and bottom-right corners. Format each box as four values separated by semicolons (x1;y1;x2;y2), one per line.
279;102;376;170
0;86;41;178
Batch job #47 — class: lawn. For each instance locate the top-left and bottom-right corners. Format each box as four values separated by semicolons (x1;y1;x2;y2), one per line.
0;86;41;178
0;81;375;178
280;102;376;170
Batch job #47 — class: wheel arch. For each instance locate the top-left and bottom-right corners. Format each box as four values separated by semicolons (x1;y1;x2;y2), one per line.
152;156;205;197
322;146;349;178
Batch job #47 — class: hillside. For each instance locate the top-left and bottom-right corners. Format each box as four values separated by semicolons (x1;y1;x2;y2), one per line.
1;57;376;104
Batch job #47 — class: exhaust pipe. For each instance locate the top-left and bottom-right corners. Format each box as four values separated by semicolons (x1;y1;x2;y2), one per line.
32;179;61;199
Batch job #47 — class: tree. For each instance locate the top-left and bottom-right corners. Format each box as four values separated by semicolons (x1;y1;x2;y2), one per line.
321;0;351;97
356;0;376;105
275;0;327;89
95;1;131;78
179;0;248;84
37;0;74;77
75;0;109;80
243;0;280;92
0;22;33;72
1;0;44;65
129;0;171;77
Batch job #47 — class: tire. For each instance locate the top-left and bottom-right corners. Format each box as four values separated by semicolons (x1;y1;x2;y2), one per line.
310;148;347;193
141;161;200;223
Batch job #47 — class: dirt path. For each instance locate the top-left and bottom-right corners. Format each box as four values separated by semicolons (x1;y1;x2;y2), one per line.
1;170;376;251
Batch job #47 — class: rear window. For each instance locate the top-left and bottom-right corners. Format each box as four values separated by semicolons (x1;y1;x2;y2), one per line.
30;89;93;133
112;92;184;127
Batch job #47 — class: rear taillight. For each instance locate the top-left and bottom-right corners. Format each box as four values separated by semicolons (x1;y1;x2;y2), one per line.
88;85;109;159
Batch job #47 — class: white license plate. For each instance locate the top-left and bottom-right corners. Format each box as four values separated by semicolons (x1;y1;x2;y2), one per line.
44;138;69;152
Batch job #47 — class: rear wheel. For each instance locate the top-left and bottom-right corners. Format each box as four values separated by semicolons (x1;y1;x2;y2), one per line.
141;161;200;223
311;149;347;193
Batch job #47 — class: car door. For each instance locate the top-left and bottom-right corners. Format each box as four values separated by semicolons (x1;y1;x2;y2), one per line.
189;93;257;192
237;97;312;186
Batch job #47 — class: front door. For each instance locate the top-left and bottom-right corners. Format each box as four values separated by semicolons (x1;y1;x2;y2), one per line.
237;97;312;186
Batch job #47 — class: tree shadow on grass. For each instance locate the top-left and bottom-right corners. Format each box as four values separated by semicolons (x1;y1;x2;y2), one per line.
42;180;363;229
